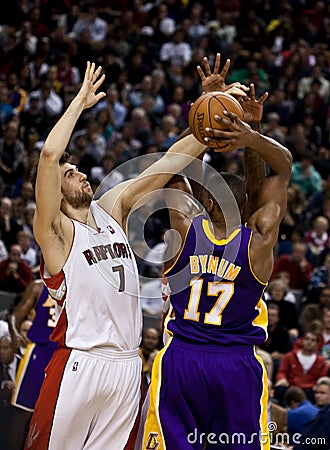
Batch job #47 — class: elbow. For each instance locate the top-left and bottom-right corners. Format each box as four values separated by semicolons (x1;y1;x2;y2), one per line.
281;150;293;182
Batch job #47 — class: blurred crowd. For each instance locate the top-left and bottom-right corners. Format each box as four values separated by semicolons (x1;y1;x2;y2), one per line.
0;0;330;434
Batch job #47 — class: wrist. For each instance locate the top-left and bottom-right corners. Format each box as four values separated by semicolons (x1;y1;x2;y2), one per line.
70;96;86;113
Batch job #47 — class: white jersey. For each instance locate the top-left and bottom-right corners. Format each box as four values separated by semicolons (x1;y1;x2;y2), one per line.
42;201;142;352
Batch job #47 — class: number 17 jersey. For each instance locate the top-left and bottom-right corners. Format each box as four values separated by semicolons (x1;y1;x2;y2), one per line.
165;214;268;346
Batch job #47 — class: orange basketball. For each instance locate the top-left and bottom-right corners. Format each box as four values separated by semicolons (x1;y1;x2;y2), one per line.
188;91;244;149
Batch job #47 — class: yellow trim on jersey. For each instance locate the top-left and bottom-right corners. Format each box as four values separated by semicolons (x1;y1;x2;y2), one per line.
247;231;268;285
254;351;270;450
164;214;204;275
252;296;268;338
11;342;36;409
143;336;173;450
202;219;241;245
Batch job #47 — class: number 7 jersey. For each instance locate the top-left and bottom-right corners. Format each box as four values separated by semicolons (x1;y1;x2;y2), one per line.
41;201;142;352
164;214;268;346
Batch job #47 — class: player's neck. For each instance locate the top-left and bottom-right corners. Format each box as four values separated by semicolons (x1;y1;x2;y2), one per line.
66;206;90;225
209;218;240;240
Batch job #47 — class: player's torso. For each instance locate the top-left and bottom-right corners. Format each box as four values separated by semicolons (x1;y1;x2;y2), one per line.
165;215;268;346
62;201;142;351
27;286;58;347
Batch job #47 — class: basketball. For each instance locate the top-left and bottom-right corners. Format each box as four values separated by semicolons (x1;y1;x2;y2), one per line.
188;91;244;149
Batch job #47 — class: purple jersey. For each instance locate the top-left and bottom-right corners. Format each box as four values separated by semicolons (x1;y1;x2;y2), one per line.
27;285;58;347
165;214;268;346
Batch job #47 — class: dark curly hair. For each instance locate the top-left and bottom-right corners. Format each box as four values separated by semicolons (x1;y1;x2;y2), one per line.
30;151;72;191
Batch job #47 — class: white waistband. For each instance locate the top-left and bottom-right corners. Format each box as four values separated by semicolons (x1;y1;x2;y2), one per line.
74;346;139;361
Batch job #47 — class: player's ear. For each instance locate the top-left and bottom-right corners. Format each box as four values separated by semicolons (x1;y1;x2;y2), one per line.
244;193;248;208
205;196;214;213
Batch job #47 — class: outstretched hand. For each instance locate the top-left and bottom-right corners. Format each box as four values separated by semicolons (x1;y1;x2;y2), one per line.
241;83;268;123
77;61;106;109
197;53;249;99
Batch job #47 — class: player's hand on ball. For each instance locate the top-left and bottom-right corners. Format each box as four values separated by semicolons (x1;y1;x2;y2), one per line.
225;83;249;100
204;111;255;152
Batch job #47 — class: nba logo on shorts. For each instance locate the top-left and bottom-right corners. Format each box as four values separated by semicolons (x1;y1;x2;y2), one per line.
72;362;79;372
146;432;160;449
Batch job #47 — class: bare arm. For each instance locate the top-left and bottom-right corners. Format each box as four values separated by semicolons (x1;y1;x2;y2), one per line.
7;280;44;351
205;113;292;281
197;55;267;222
33;62;106;270
98;134;207;230
241;84;269;222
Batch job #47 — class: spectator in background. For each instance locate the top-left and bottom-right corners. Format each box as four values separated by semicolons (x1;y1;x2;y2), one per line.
308;174;330;221
275;331;328;405
0;335;21;450
273;271;297;304
6;72;27;114
305;216;329;267
300;287;330;334
71;4;108;49
272;241;312;293
293;376;330;450
128;75;165;117
167;85;190;122
0;197;23;251
159;27;192;71
15;181;35;208
262;111;287;145
16;229;39;273
95;86;127;131
90;152;124;196
319;307;330;369
290;153;322;200
126;106;152;148
293;319;324;354
0;238;8;262
56;52;81;92
68;129;98;179
19;93;47;143
81;117;107;165
0;84;14;126
285;386;319;436
260;303;292;381
265;279;299;339
23;77;63;138
0;244;33;295
0;121;25;195
309;251;330;291
297;65;330;104
278;186;307;242
262;88;292;128
158;113;179;150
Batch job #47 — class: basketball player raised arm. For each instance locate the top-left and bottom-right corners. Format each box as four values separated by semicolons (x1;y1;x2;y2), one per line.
198;53;269;221
204;113;292;283
164;54;272;269
33;61;206;277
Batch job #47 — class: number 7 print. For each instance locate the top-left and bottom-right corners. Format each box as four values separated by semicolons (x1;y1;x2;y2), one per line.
112;265;125;292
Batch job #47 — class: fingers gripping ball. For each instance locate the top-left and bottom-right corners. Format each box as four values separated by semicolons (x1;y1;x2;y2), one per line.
188;91;243;149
